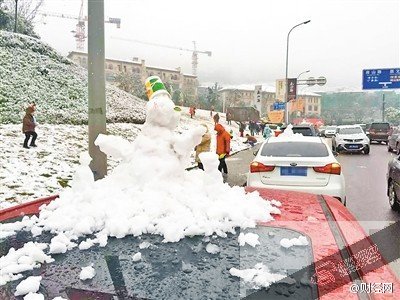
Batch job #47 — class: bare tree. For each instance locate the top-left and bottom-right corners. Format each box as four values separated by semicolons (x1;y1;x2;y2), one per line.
5;0;43;23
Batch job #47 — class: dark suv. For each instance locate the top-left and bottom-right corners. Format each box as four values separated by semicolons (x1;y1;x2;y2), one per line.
368;122;391;144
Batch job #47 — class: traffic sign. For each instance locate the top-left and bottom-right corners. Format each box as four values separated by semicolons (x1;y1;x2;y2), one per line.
317;76;327;86
362;68;400;90
273;102;285;110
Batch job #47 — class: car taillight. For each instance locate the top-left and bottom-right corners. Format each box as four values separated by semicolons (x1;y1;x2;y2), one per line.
250;162;275;173
313;163;341;175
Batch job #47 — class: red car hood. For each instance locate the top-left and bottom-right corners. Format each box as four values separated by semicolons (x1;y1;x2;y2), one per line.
247;187;400;299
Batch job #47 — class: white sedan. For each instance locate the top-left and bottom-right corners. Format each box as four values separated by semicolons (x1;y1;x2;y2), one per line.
247;135;346;204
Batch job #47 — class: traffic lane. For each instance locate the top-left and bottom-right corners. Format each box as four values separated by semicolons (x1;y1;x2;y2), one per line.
335;143;400;222
225;144;261;187
332;141;400;278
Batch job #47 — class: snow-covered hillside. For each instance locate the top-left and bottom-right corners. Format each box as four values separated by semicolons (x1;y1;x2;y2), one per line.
0;31;146;124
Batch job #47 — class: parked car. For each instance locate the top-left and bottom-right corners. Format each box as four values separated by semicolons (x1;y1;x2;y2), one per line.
355;123;367;133
332;125;370;154
1;192;399;299
247;135;346;203
387;127;400;153
279;124;317;136
369;122;391;144
387;156;400;211
323;125;337;138
317;125;326;137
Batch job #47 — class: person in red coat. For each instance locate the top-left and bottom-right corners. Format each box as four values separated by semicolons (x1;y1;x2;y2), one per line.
214;123;231;176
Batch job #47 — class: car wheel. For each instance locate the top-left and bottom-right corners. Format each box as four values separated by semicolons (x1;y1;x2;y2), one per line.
363;146;370;155
388;181;400;211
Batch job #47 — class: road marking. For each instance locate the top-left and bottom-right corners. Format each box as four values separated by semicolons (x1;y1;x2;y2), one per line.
226;157;242;161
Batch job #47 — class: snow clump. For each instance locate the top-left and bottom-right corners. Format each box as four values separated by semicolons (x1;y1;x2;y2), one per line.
79;264;96;280
238;232;260;247
14;276;42;296
229;263;286;289
280;235;309;249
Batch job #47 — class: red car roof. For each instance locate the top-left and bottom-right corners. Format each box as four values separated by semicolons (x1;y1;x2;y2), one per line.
247;187;400;299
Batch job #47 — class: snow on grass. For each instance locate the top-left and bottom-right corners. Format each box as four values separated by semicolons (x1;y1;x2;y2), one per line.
0;112;260;208
0;31;146;125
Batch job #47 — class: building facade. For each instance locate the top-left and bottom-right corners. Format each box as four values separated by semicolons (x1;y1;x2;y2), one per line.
218;85;276;117
217;85;322;122
67;51;198;101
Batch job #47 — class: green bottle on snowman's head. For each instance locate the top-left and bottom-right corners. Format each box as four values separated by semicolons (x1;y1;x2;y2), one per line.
145;76;181;112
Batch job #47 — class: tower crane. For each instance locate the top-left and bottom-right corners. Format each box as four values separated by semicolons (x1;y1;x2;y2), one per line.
39;0;121;51
111;36;212;76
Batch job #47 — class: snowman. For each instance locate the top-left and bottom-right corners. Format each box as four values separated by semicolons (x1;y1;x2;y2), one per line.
126;76;207;186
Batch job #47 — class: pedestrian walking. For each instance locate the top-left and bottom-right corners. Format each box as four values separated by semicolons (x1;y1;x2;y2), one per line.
263;124;273;139
195;124;211;170
249;120;256;136
189;106;194;118
226;112;232;125
236;121;245;137
22;103;38;149
215;123;231;180
243;134;257;147
210;105;214;117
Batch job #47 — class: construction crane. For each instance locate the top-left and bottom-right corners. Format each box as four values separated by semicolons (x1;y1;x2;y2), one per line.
111;36;212;76
40;0;121;51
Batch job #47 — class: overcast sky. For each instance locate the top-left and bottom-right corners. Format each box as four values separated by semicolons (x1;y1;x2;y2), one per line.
34;0;400;91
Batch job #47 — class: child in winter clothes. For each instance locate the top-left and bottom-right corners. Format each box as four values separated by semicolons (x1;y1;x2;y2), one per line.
22;104;38;149
195;124;211;170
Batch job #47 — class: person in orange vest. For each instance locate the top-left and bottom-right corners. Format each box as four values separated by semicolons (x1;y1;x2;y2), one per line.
215;123;231;178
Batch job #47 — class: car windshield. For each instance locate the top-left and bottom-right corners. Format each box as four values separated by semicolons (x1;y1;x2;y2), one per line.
292;128;313;136
370;123;390;130
326;126;337;130
0;216;317;300
261;142;329;157
338;127;363;134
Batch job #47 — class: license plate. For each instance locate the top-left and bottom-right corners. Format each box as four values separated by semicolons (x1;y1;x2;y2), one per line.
348;144;359;149
280;167;307;176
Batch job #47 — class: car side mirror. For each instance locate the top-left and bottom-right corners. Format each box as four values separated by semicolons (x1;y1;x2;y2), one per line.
253;150;258;156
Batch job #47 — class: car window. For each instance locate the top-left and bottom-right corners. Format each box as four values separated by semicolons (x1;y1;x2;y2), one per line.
338;127;363;134
0;217;317;299
370;123;390;130
326;126;336;130
261;141;329;157
292;128;314;136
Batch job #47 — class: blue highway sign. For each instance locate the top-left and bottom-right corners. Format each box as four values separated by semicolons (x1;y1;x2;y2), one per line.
362;68;400;90
273;102;285;110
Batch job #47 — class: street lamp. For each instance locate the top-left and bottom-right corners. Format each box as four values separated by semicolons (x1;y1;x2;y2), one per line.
284;20;311;124
14;0;18;33
297;70;310;79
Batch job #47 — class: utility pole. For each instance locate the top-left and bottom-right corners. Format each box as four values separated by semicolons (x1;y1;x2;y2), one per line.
14;0;18;33
88;0;107;180
382;93;385;122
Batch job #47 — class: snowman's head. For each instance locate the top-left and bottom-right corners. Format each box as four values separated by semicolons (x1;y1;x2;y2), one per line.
146;94;180;129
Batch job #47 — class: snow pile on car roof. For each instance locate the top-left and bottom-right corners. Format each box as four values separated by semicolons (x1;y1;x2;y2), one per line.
0;93;281;287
